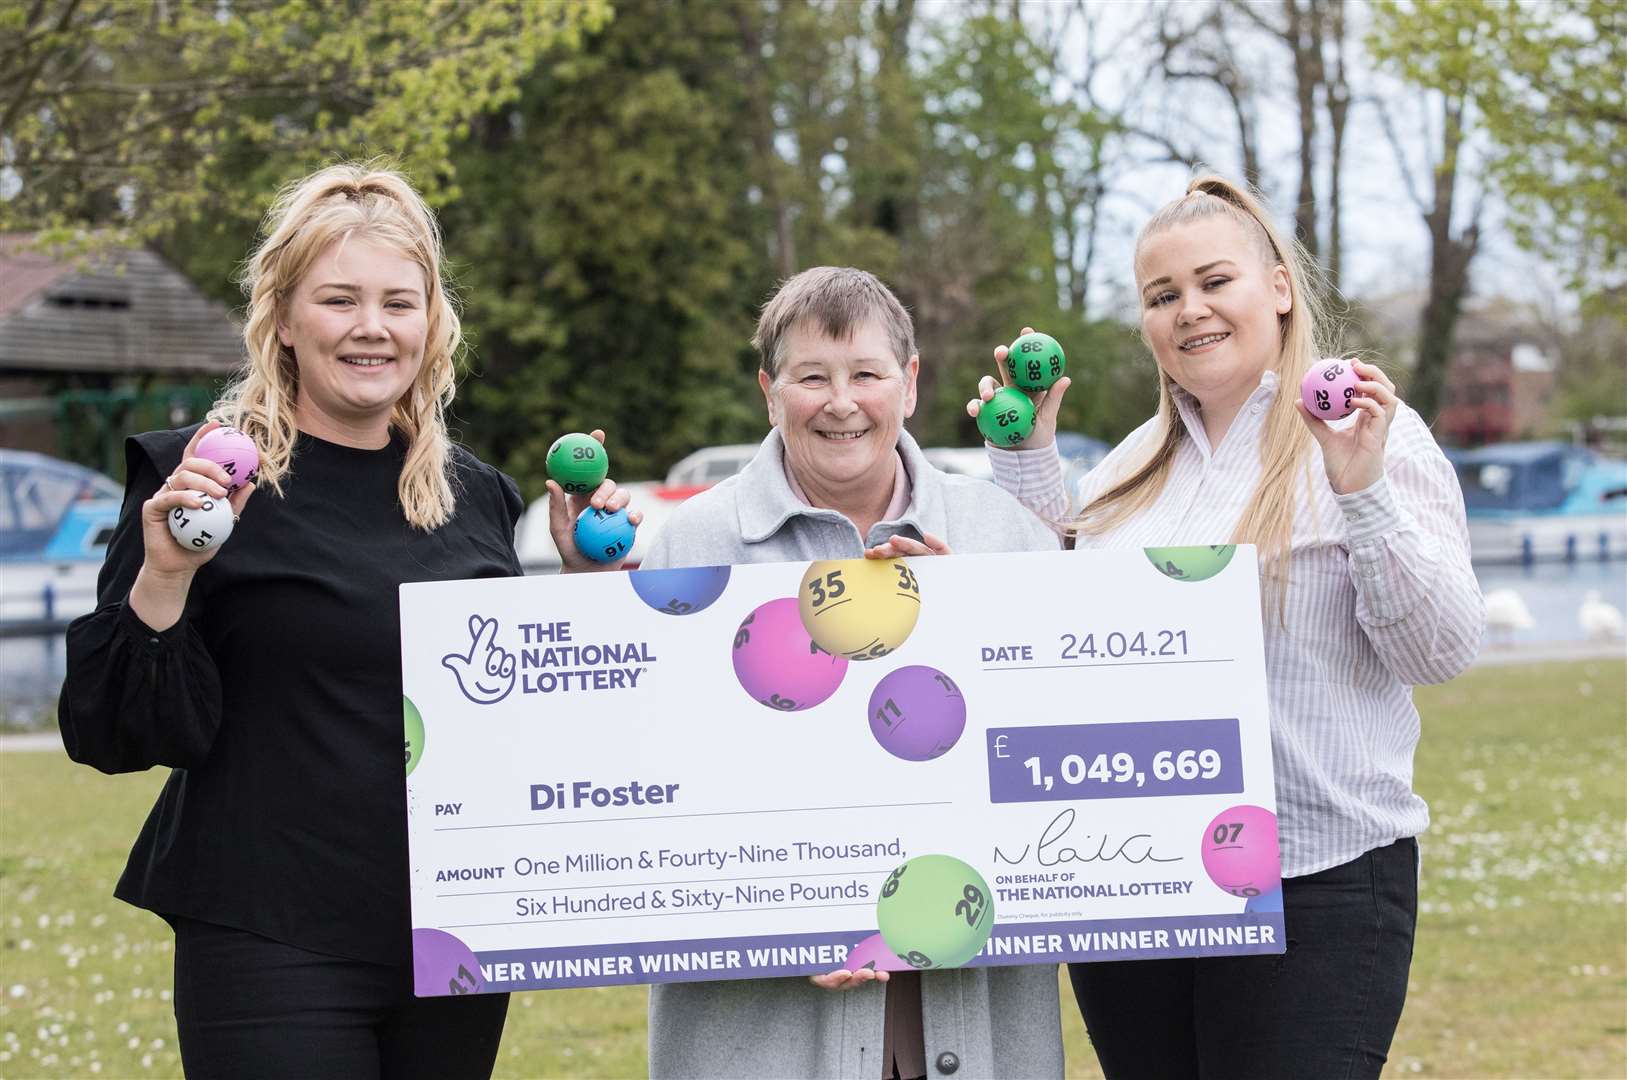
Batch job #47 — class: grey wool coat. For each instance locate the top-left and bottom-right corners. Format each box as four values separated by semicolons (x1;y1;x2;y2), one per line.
641;428;1065;1080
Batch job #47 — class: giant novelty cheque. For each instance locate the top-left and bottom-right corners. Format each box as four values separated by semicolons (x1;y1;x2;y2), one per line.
399;547;1285;997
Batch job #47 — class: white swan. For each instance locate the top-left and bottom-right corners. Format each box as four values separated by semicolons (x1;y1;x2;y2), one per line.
1483;588;1535;647
1578;590;1625;641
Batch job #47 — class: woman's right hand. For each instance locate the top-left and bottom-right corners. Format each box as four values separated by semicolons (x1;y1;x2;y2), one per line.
965;325;1072;450
130;422;257;630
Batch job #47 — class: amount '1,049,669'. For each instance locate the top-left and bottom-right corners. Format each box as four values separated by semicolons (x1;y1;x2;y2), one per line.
1022;748;1224;792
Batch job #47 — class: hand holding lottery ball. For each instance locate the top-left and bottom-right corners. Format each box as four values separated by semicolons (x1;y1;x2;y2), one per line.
138;422;256;577
1300;358;1360;421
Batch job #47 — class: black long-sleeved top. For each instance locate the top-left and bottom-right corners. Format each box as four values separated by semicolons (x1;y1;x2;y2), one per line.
60;426;523;966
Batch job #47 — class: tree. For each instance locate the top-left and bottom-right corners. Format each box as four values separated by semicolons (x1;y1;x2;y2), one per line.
1370;0;1626;426
1;0;607;240
441;0;765;489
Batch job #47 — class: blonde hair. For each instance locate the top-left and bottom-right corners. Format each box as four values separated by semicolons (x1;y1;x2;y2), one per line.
1076;175;1336;609
753;266;916;379
212;160;461;529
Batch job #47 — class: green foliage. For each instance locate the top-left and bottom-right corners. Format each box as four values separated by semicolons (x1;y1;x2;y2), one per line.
440;0;764;487
1;0;609;241
1368;0;1626;302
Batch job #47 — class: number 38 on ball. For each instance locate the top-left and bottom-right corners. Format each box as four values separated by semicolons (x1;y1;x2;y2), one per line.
797;557;921;661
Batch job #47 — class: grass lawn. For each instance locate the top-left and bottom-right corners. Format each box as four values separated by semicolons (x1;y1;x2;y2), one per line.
2;659;1622;1078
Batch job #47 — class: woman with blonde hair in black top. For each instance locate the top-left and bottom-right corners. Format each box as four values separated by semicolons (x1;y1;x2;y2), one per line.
61;161;635;1079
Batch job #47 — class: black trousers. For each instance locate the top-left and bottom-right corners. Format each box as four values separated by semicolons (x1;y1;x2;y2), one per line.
1070;837;1418;1080
171;917;510;1080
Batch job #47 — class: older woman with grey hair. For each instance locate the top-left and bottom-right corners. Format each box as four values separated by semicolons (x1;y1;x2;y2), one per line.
640;267;1063;1080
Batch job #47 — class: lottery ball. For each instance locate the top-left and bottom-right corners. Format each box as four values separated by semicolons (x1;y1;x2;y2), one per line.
1200;804;1281;898
867;665;966;761
573;506;636;564
196;427;260;494
976;386;1036;446
166;491;234;552
546;432;610;494
630;565;731;616
1004;332;1067;392
798;558;921;661
731;597;848;711
411;928;484;997
1244;885;1284;915
404;696;425;777
1300;358;1361;421
1145;544;1235;582
845;932;910;974
876;853;995;970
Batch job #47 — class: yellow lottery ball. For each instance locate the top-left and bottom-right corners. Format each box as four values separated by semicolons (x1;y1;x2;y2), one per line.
797;558;921;661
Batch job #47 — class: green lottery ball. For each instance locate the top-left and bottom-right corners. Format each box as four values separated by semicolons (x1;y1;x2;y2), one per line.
403;696;425;776
1004;332;1066;391
1145;544;1237;582
545;433;609;495
875;853;995;970
976;387;1036;447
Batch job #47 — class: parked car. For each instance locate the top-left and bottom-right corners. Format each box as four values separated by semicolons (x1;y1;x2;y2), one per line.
0;449;123;630
664;444;759;489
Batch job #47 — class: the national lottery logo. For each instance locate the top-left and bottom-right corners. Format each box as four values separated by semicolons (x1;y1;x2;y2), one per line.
443;614;658;705
442;614;518;705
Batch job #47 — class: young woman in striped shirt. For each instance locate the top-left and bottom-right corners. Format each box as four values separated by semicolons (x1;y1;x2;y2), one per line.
970;175;1484;1079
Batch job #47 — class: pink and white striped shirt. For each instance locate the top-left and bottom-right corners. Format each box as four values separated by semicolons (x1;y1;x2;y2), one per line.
990;370;1486;877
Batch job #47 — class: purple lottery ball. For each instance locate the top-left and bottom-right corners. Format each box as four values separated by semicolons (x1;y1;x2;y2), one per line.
410;928;484;997
846;932;910;973
1300;358;1361;421
196;426;260;494
867;665;966;761
732;597;848;712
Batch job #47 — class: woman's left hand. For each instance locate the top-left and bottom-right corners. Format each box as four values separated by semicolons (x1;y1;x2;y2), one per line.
808;966;889;992
864;532;951;560
1295;360;1399;495
547;430;644;573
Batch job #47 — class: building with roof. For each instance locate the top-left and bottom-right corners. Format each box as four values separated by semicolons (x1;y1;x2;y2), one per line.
0;233;244;475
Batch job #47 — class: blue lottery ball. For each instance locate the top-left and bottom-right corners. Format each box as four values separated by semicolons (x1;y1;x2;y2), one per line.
574;506;637;564
629;565;731;615
1244;886;1284;914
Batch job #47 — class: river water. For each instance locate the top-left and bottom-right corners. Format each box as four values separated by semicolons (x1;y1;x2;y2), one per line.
4;560;1623;730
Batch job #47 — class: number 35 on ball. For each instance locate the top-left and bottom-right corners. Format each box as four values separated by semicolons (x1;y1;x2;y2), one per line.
797;557;921;661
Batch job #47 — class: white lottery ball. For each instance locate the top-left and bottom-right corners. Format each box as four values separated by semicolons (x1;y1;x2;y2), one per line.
167;491;235;552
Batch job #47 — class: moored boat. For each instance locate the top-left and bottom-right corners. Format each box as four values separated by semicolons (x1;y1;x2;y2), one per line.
1452;441;1627;564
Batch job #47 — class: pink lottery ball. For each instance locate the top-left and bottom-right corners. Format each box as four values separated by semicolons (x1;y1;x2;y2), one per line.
731;597;848;712
1200;804;1280;898
196;427;261;494
1300;358;1361;421
845;932;910;973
